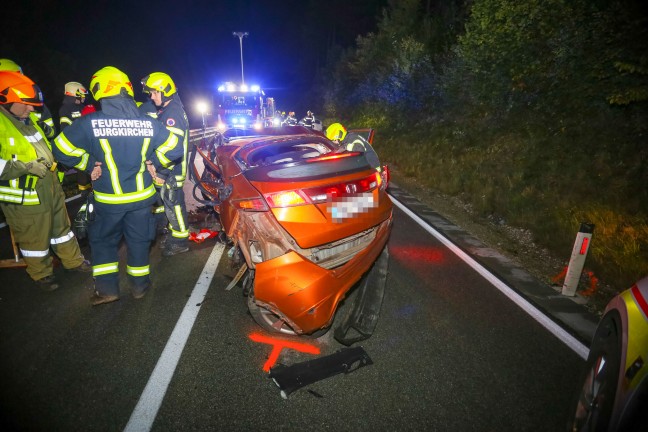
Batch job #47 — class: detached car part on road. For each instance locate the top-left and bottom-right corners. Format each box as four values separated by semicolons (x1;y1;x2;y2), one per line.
570;276;648;431
190;126;392;341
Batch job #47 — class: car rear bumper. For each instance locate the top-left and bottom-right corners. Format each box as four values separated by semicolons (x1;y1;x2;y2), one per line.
253;216;392;334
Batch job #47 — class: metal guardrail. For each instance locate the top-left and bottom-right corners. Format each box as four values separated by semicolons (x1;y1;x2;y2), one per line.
189;127;218;142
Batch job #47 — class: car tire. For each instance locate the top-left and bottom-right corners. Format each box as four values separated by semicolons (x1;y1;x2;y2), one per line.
569;311;622;432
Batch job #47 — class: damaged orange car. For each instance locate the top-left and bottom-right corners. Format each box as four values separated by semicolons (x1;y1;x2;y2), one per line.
190;126;392;343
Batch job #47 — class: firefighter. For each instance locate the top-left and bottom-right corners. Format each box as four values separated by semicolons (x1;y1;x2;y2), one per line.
0;58;56;140
52;66;183;305
304;110;315;123
140;72;190;257
326;122;381;172
282;111;297;126
0;71;90;291
59;82;93;197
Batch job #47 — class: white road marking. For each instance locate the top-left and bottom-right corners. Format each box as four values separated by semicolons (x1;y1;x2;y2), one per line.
124;242;225;432
389;192;590;360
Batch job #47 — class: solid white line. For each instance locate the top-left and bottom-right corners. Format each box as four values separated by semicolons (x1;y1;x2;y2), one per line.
124;242;226;432
389;191;589;360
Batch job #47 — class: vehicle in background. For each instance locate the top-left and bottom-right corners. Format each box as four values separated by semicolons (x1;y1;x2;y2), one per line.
190;126;392;343
570;276;648;431
215;82;275;130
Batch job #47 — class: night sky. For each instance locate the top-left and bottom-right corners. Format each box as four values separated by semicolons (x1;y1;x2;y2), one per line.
2;0;388;124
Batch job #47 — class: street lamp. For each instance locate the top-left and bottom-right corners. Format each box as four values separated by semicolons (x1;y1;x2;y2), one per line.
233;31;249;84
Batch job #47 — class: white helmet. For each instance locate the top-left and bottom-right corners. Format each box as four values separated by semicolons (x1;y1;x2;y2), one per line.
64;82;88;98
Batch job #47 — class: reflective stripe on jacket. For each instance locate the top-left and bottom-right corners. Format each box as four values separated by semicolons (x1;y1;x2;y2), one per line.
0;110;47;205
53;106;181;206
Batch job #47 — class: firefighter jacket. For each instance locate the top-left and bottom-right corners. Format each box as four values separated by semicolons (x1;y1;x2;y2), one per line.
150;94;189;186
0;105;57;205
52;96;182;210
59;96;84;130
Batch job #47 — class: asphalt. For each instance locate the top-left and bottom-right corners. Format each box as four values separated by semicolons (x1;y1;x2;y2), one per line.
386;182;599;346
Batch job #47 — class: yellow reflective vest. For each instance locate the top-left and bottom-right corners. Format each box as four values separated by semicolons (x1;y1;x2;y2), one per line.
0;111;51;205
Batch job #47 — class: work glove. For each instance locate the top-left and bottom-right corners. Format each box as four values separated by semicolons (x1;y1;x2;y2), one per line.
38;121;54;137
25;157;49;178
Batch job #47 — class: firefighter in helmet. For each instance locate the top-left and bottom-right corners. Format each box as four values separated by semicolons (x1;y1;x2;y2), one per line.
59;82;88;128
282;111;297;126
52;66;183;305
326;122;381;172
140;72;191;257
0;71;90;291
59;82;93;198
0;59;56;140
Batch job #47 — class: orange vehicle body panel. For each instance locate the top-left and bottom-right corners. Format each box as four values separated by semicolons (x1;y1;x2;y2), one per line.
253;216;392;334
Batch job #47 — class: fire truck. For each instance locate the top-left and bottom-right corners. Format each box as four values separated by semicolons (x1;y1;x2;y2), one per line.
215;82;275;129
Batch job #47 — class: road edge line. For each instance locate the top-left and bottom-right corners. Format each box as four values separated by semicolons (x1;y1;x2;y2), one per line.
390;194;589;360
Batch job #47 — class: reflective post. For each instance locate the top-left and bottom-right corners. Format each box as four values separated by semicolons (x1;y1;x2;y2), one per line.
562;223;595;296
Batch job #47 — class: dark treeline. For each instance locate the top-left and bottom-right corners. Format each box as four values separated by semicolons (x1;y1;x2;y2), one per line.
315;0;648;290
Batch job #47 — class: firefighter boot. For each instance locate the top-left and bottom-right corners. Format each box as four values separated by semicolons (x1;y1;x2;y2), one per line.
91;290;119;306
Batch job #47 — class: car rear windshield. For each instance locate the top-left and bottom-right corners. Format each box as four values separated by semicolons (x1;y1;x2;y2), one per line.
244;153;372;182
240;136;337;168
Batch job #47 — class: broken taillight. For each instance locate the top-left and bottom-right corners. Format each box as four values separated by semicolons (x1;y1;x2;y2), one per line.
264;190;309;208
233;197;269;211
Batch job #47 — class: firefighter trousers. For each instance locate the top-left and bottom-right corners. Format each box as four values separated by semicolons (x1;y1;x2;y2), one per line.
88;203;155;296
159;182;189;244
0;170;85;281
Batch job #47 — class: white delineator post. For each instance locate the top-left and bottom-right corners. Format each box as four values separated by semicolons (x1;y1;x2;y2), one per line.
562;223;595;296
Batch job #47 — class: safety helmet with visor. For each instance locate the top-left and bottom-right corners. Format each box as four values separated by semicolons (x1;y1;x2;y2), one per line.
325;122;347;142
0;71;44;106
89;66;134;101
64;82;88;99
141;72;176;105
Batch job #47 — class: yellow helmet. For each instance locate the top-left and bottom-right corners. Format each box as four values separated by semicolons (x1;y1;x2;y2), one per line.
141;72;176;97
89;66;134;101
64;82;88;98
325;123;347;141
0;59;23;74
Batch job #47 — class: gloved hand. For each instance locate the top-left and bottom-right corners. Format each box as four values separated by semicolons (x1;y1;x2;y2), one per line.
25;157;48;178
38;121;53;137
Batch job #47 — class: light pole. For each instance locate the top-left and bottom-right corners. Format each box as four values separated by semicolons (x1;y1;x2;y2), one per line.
233;31;249;84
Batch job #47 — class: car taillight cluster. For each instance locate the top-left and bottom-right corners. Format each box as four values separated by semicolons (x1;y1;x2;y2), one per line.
234;167;389;211
238;172;380;210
